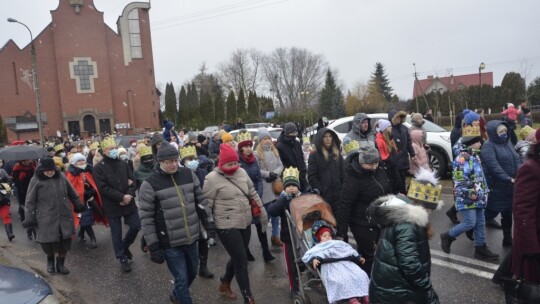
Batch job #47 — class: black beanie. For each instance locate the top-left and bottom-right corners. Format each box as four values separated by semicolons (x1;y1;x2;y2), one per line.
40;157;56;171
157;142;179;161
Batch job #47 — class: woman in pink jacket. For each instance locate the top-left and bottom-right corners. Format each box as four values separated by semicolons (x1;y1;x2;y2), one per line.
409;129;430;175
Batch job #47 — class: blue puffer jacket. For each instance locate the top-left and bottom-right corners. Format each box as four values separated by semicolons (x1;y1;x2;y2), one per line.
480;120;521;211
452;149;488;211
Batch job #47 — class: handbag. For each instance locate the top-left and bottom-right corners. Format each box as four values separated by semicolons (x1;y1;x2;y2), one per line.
503;255;540;304
272;178;284;195
221;174;262;218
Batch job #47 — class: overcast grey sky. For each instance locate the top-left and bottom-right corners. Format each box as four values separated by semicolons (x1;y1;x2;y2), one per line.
2;0;539;100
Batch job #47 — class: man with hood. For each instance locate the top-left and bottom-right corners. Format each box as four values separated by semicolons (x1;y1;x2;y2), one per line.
388;110;416;194
308;128;345;212
343;113;375;149
276;122;309;191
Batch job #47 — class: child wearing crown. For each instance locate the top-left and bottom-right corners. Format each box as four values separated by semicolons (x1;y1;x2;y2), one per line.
440;127;499;261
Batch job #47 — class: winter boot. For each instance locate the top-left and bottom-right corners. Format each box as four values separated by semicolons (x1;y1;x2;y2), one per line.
56;257;70;274
474;245;499;261
27;228;33;240
445;206;460;224
246;248;255;262
198;239;214;279
86;227;97;249
78;228;86;242
5;224;15;241
486;218;502;229
244;296;255;304
169;294;179;304
271;236;283;247
140;236;148;253
465;229;474;241
256;223;275;262
219;279;238;300
46;256;55;274
440;232;456;254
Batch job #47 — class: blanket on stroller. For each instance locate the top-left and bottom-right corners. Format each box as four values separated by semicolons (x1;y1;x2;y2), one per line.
302;240;369;303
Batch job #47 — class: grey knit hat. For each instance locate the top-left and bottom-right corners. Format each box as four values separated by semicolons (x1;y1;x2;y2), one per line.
150;132;163;146
157;141;179;161
358;145;380;164
187;132;197;143
284;122;297;135
258;128;271;140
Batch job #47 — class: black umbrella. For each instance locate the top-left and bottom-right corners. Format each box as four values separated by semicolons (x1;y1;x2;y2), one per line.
0;145;49;162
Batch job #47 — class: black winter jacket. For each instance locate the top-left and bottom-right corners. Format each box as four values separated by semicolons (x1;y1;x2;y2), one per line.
93;155;137;218
276;132;308;191
388;110;415;170
307;128;345;210
335;155;392;238
267;192;298;244
367;196;439;304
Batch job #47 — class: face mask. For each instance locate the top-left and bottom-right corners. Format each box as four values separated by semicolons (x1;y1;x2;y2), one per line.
186;160;199;170
498;133;508;141
375;127;380;133
142;160;154;167
220;164;240;175
108;149;119;159
60;152;66;158
131;143;137;147
120;154;128;160
77;164;87;170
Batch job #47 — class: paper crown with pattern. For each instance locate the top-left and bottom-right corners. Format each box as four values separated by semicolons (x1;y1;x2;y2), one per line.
302;137;310;144
462;125;481;138
407;168;442;209
236;130;252;143
180;145;197;159
54;143;64;152
139;146;152;158
89;142;100;151
282;167;300;188
343;140;360;156
101;137;116;150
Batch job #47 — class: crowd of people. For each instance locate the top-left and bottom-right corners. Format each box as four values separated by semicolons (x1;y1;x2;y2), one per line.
0;104;538;304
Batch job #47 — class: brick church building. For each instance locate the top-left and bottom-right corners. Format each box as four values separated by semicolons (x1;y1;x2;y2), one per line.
0;0;160;142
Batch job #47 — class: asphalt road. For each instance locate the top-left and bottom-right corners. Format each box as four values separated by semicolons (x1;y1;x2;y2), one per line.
2;192;508;304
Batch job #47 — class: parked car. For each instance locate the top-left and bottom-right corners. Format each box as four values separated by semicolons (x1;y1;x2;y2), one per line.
203;125;219;134
229;127;283;143
0;264;60;303
307;114;452;177
245;123;271;129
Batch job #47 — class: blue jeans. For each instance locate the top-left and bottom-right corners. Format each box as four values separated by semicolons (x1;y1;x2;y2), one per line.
164;242;199;304
449;208;486;247
108;210;141;259
264;202;280;238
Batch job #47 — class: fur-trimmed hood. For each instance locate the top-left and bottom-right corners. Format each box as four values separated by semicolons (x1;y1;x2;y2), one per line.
368;195;429;228
389;110;407;126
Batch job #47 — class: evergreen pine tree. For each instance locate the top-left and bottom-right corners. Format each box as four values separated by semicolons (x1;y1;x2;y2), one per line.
319;70;340;118
237;89;246;117
226;90;236;123
177;85;188;128
164;83;177;124
214;90;225;124
187;82;200;126
369;62;393;102
259;96;275;114
0;115;7;144
200;91;213;124
247;91;259;117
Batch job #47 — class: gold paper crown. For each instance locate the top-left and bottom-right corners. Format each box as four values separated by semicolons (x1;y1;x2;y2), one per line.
343;140;360;156
89;142;100;150
0;183;12;195
302;137;310;144
101;137;116;150
139;146;152;158
462;125;481;138
283;167;300;183
54;143;64;152
407;179;442;206
236;131;252;143
53;156;65;171
180;145;197;159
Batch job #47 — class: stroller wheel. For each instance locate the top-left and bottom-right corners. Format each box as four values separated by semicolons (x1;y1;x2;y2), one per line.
292;293;310;304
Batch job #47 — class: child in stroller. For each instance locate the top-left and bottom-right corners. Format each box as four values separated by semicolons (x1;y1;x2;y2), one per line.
302;220;370;304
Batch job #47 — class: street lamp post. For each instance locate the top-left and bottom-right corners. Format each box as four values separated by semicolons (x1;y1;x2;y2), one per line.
479;62;485;106
8;18;45;146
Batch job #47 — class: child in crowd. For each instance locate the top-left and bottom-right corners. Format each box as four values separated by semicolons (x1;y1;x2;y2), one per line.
409;129;430;175
302;138;312;167
302;220;370;304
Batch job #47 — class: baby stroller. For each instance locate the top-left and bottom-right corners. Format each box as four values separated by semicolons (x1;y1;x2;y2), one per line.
285;194;337;304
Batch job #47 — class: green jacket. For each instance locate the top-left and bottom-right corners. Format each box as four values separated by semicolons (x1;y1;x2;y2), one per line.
367;195;439;304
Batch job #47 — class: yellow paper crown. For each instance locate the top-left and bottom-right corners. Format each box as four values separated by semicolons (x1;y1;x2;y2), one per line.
462;125;481;138
236;130;252;143
302;137;310;144
407;179;442;206
54;143;64;152
343;140;360;156
283;167;300;181
89;142;100;150
101;137;116;150
180;145;197;159
139;146;152;158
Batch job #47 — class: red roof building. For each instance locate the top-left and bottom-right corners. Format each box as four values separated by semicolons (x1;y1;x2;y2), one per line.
0;0;160;142
413;72;494;98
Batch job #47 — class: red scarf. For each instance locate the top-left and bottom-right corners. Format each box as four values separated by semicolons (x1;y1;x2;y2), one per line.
239;152;256;164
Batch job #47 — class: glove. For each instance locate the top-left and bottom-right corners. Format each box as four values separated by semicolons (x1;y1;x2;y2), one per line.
84;187;96;201
22;220;37;229
268;172;278;182
149;243;165;264
311;188;321;195
74;203;88;213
